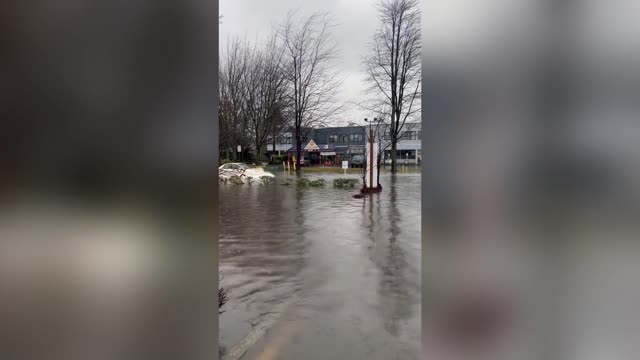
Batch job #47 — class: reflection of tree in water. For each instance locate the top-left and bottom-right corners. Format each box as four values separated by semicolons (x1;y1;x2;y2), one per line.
363;174;418;337
380;174;415;336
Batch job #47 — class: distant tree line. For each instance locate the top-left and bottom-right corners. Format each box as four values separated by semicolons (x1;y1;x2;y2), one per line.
220;0;421;172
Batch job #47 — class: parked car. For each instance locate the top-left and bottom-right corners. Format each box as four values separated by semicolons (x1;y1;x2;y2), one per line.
219;163;275;178
350;155;365;168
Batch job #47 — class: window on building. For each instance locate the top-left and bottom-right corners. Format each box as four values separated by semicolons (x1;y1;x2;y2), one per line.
384;132;391;140
400;131;417;140
399;150;416;159
340;134;349;142
384;150;416;160
418;131;422;140
349;133;363;142
329;134;338;143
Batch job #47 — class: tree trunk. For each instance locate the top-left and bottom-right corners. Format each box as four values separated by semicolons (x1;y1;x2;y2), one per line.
255;139;262;162
295;136;302;171
272;126;277;162
390;140;397;173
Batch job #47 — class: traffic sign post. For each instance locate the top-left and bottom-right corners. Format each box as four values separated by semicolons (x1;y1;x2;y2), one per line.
342;160;348;175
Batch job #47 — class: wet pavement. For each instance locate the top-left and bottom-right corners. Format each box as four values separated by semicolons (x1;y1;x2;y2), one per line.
219;172;421;359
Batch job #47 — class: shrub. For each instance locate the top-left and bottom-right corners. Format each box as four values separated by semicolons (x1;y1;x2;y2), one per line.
334;178;359;188
245;176;255;185
295;177;325;187
260;176;274;185
308;179;326;187
296;178;310;187
229;175;244;185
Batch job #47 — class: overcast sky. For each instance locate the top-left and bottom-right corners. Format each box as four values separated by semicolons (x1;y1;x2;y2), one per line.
220;0;380;125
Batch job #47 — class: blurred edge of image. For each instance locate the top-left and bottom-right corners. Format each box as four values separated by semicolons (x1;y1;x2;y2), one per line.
3;0;640;359
422;1;640;360
1;1;219;360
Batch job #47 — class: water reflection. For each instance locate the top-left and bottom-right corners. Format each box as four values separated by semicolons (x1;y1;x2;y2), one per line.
220;173;421;359
362;175;420;340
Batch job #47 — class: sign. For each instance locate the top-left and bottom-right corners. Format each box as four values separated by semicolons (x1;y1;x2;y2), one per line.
321;151;336;156
237;145;242;152
304;139;319;151
342;161;348;169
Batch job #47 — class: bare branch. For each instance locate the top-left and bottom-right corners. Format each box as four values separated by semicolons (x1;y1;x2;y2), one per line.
363;0;421;172
277;11;344;169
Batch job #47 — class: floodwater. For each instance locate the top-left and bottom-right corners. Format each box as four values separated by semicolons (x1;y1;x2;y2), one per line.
219;172;421;359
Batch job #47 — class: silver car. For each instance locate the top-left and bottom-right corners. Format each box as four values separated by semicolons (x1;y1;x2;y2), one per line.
350;155;365;168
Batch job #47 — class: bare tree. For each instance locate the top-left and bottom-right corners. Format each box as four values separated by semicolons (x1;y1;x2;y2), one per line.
219;68;236;160
364;0;421;173
278;10;344;170
269;102;289;161
219;37;251;161
241;33;287;162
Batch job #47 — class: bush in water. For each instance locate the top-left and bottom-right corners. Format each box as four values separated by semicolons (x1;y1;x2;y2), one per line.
296;178;310;187
309;179;326;187
229;175;244;185
260;176;274;185
334;178;359;188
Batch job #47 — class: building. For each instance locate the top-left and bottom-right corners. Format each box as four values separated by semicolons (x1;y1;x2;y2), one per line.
266;122;421;165
382;122;422;165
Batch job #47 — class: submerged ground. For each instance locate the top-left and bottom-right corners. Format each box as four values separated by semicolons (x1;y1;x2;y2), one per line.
219;172;421;359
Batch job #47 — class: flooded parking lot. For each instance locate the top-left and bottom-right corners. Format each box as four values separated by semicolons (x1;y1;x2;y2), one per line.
219;172;421;359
